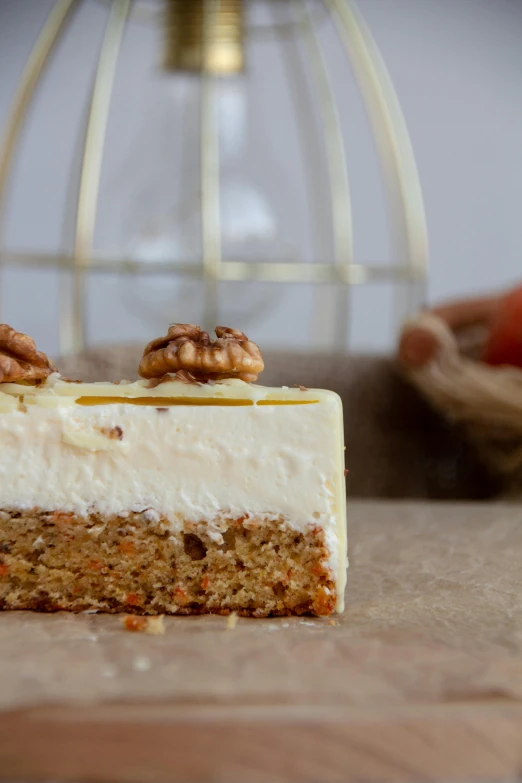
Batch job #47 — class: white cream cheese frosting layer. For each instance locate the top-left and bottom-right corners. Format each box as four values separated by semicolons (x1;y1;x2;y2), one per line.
0;378;347;610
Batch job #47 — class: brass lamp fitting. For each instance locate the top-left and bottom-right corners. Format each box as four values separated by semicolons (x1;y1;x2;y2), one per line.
163;0;244;74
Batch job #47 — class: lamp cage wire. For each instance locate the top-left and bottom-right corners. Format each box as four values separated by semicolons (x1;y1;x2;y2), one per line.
0;0;429;355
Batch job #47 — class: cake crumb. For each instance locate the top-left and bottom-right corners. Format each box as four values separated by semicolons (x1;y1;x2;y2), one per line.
328;619;338;626
293;384;308;392
121;615;165;635
226;612;238;630
99;425;123;441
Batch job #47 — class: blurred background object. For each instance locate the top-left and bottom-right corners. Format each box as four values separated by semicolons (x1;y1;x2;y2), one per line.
2;0;521;358
397;284;522;498
0;0;432;355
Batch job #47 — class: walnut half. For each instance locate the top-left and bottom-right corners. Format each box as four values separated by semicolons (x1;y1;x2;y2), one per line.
0;324;56;384
139;324;264;383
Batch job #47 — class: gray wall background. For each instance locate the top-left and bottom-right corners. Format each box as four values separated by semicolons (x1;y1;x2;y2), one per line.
0;0;521;357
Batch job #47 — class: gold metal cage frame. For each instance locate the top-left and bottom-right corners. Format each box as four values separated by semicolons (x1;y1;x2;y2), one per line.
0;0;428;354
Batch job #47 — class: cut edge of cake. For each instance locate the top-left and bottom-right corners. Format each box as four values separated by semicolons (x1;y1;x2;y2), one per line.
0;324;347;617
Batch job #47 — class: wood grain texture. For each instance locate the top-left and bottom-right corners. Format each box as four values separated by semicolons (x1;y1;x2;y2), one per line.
1;501;522;782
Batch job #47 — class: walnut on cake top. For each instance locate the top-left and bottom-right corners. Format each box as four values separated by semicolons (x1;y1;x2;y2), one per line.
0;324;56;384
138;324;264;383
0;322;264;386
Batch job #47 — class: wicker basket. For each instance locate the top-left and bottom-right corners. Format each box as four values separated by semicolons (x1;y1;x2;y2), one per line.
398;294;522;496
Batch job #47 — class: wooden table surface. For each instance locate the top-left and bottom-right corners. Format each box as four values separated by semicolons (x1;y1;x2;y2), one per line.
1;500;521;783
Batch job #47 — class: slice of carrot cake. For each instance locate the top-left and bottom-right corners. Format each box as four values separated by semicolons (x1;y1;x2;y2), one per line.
0;323;347;617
